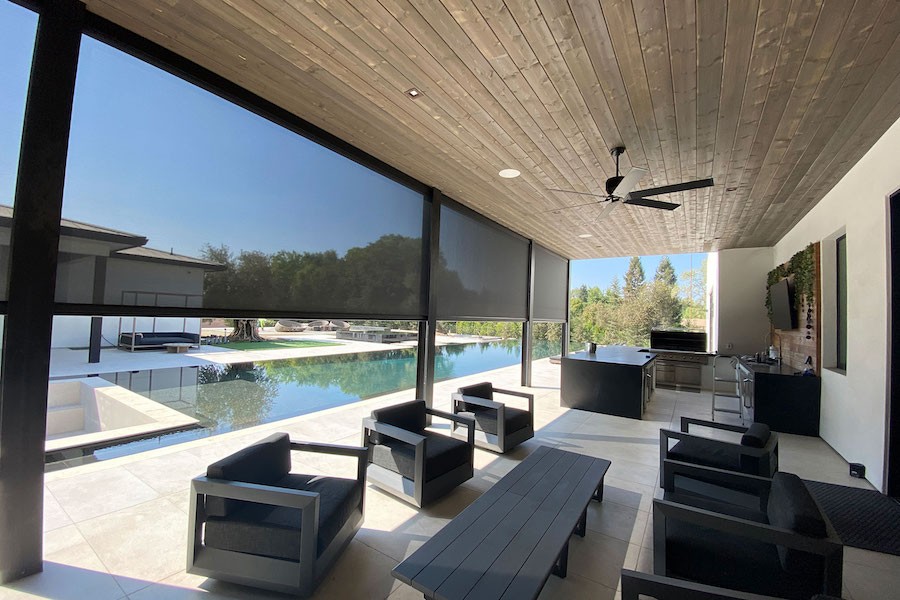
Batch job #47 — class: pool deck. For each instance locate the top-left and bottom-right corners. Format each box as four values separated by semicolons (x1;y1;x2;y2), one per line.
4;360;893;600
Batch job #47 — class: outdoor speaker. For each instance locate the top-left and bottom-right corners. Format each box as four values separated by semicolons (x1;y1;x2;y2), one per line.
849;463;866;478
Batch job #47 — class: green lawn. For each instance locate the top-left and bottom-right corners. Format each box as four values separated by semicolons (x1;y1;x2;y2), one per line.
219;339;341;351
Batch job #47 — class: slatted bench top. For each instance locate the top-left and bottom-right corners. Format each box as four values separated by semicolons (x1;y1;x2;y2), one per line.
391;445;611;600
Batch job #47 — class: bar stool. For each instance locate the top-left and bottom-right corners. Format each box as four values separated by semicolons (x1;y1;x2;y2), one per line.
711;355;743;421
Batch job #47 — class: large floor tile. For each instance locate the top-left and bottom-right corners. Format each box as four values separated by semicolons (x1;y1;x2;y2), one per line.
123;451;207;496
75;496;187;595
46;468;160;523
43;488;73;532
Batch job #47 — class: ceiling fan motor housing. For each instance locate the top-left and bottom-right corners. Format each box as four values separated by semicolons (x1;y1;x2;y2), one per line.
605;175;624;196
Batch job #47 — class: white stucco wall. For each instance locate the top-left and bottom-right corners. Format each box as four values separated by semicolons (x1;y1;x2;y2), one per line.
714;247;774;355
774;115;900;492
105;259;204;307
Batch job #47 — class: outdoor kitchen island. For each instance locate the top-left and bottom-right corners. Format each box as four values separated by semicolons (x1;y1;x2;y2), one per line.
560;347;656;419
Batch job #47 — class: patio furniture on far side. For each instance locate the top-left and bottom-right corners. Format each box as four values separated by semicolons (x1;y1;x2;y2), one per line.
363;399;474;507
451;382;535;453
187;432;367;596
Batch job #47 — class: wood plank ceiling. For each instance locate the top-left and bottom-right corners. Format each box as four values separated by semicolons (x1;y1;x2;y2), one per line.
84;0;900;259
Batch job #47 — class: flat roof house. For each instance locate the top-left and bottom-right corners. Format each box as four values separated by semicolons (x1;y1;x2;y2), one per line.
2;1;900;598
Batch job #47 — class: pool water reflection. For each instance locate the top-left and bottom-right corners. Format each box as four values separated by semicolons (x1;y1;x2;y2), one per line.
80;340;557;462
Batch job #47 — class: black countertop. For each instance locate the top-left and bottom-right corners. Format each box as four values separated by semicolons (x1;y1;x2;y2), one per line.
565;347;656;368
737;355;805;376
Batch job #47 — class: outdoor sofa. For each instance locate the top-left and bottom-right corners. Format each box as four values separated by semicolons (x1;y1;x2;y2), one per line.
118;331;200;351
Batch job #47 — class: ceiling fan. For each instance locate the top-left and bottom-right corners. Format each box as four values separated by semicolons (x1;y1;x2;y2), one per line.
546;146;714;220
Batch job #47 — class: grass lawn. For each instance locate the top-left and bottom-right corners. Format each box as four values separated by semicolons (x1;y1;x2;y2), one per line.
219;339;341;351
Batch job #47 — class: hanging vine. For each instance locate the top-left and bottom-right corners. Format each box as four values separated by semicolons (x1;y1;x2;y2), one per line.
765;243;816;319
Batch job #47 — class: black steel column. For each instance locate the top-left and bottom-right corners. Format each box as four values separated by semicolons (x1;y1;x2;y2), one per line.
88;256;107;363
521;241;534;387
416;189;441;408
0;0;83;583
561;259;571;357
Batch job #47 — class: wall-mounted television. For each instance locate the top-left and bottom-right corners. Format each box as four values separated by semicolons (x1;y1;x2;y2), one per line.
769;278;797;330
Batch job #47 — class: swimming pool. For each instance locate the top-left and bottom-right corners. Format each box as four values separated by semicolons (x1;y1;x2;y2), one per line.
51;340;558;464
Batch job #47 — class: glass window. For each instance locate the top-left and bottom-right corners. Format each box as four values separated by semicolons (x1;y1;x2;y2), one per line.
836;235;847;370
59;37;425;317
0;1;39;302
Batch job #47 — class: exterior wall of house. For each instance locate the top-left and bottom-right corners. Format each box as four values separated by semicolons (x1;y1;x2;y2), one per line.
774;115;900;492
104;258;204;308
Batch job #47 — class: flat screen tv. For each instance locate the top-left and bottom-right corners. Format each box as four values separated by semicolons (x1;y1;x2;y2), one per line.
769;278;797;330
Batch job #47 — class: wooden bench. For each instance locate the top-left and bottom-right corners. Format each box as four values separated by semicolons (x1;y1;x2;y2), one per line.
392;445;611;600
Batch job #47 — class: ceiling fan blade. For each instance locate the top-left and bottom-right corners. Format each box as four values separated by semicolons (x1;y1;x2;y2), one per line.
546;188;606;198
592;201;618;223
540;198;604;213
625;177;714;200
611;167;648;197
624;197;680;210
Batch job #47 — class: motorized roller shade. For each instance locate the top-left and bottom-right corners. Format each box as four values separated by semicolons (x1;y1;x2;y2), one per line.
532;245;568;321
436;205;528;320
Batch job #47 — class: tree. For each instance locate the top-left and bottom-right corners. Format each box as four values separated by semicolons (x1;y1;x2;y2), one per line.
623;256;645;298
654;256;677;286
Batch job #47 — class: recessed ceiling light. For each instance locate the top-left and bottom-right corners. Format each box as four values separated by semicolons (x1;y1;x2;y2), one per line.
498;168;521;179
578;233;593;238
405;88;422;98
725;186;738;192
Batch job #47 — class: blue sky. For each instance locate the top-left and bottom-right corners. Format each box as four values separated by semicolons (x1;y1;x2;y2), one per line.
571;253;707;292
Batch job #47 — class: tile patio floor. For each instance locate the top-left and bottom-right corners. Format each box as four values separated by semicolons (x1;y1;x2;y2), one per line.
2;359;897;599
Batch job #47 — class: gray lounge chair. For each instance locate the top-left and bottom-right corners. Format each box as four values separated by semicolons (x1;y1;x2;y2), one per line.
451;382;535;453
187;432;366;596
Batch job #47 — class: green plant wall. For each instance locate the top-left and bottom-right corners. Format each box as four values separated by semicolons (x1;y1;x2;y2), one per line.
765;243;816;320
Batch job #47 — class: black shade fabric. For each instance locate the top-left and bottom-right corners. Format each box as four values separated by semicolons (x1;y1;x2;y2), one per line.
532;244;568;321
436;204;528;320
57;37;425;317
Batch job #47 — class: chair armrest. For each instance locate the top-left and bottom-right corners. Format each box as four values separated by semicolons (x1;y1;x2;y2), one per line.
451;393;503;411
662;428;773;459
290;441;367;459
681;416;747;434
191;476;319;509
427;407;475;446
661;459;773;508
492;387;535;413
621;570;783;600
290;441;368;486
653;499;842;555
363;418;427;446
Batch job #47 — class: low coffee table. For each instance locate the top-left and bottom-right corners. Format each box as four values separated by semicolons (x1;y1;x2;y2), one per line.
163;343;192;354
392;445;610;600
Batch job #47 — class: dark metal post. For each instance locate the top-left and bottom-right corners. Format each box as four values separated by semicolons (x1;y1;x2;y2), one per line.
88;256;107;363
0;0;83;583
521;241;534;386
416;189;441;408
561;259;571;357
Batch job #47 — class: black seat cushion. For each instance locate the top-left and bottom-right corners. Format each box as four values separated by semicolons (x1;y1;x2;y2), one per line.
370;399;426;444
458;382;494;400
668;437;740;472
462;405;531;435
741;422;771;448
767;472;827;576
204;474;361;561
370;432;471;482
665;518;819;599
206;433;291;517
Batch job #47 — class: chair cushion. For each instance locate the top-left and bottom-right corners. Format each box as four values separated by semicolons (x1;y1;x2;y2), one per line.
370;432;471;482
741;422;771;448
458;382;494;400
462;405;531;436
206;433;291;517
767;472;827;575
665;518;817;599
370;400;426;444
204;474;361;561
668;437;740;472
